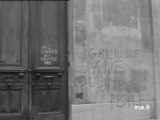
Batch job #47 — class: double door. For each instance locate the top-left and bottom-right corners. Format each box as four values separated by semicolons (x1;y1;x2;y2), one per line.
0;1;68;120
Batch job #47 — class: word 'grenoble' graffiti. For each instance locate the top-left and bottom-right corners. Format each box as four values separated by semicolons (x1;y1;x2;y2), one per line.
89;48;139;59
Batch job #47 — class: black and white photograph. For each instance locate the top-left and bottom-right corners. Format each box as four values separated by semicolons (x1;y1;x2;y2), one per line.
0;0;159;120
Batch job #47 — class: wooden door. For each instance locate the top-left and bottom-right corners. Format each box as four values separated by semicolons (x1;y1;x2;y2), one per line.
0;1;68;120
29;1;68;120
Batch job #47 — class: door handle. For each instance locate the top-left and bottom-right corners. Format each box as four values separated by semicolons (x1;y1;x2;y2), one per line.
7;83;13;87
35;73;41;78
31;73;41;80
4;76;15;79
35;73;41;76
48;82;52;87
19;72;25;78
44;75;55;79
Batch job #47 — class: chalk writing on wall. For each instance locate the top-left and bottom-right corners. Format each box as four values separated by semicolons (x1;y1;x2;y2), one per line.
88;48;148;94
110;94;145;110
88;48;140;59
75;75;87;99
41;45;58;65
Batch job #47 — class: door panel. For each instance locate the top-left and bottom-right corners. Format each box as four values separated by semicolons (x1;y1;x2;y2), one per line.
0;1;29;120
0;1;28;67
31;70;66;120
0;89;22;113
33;1;67;69
39;1;59;66
32;71;63;113
0;1;21;65
0;70;28;120
35;1;60;68
34;90;60;112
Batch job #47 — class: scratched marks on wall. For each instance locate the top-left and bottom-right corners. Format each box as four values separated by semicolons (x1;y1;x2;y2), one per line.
88;48;140;60
110;94;148;110
73;46;153;102
88;48;148;94
41;45;58;65
110;94;135;108
75;73;87;99
74;21;87;67
72;0;155;110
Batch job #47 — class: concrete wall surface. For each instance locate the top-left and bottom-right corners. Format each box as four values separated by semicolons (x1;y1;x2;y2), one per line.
69;0;160;120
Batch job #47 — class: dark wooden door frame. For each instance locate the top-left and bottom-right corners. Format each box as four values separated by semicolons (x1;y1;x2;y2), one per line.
0;1;69;120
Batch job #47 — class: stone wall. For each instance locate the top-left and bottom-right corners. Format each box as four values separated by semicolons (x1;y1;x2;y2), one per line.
69;0;160;119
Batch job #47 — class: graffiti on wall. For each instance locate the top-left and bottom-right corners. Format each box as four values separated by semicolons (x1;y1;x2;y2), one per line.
88;48;148;93
75;74;87;99
41;45;58;65
110;94;144;109
73;47;151;103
